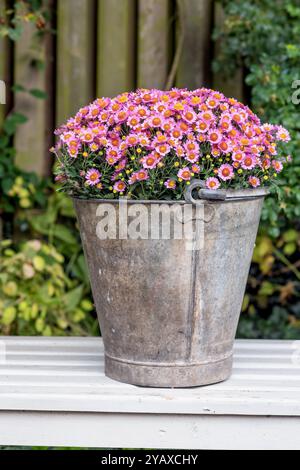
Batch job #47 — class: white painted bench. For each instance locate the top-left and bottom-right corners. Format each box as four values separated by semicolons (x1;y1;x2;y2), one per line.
0;337;299;450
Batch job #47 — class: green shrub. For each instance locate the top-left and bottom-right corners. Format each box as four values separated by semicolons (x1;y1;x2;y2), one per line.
0;239;98;336
214;0;300;338
214;0;300;236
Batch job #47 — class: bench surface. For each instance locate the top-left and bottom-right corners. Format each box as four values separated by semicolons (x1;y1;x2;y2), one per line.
0;337;299;450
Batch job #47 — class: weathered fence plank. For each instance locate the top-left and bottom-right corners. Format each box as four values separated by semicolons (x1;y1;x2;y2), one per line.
97;0;135;97
56;0;95;125
213;3;244;101
4;0;244;179
176;0;212;90
14;23;49;175
137;0;170;89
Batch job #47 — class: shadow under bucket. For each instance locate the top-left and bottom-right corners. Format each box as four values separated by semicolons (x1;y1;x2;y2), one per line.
74;187;267;387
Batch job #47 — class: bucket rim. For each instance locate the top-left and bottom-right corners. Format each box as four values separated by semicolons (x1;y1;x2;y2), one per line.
72;187;269;205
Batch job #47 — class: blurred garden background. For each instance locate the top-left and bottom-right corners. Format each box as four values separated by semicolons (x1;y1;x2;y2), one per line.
0;0;299;339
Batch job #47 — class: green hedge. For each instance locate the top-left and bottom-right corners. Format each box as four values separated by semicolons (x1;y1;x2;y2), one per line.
214;0;300;338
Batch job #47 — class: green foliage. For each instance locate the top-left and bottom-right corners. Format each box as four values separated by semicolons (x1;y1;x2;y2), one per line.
0;239;97;336
238;233;300;338
0;0;50;41
0;184;96;336
214;0;300;338
21;190;90;288
214;0;300;234
0;116;48;217
0;0;95;339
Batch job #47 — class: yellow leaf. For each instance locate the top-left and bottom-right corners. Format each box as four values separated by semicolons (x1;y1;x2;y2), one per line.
33;256;45;272
2;307;17;326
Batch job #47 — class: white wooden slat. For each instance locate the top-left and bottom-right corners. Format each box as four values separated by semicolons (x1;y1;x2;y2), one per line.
1;389;300;417
0;336;102;352
1;375;300;391
234;339;299;349
0;411;299;450
0;337;300;417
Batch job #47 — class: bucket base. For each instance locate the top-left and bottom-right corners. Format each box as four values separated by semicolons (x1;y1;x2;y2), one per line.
105;354;233;388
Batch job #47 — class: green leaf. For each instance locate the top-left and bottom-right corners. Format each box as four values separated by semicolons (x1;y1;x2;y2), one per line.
3;113;28;135
283;242;297;256
282;229;298;243
11;84;26;93
29;89;48;100
1;177;13;194
52;225;77;245
62;285;84;312
2;307;17;326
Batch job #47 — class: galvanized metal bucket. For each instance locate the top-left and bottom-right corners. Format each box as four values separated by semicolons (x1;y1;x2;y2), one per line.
74;186;267;388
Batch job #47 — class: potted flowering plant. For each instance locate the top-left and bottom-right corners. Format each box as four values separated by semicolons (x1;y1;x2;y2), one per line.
53;88;290;387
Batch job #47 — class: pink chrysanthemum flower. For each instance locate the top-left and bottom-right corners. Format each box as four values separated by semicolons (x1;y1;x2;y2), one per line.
272;160;283;172
170;127;183;140
90;142;100;152
106;148;121;165
115;109;129;123
267;144;277;155
85;169;101;186
184;139;198;153
60;131;74;143
259;157;271;169
66;136;80;149
156;142;171;156
138;135;151;147
148;115;164;128
185;151;198;163
208;129;222;144
174;144;185;158
241;155;256;170
68;146;80;158
196;120;210;134
249;145;260;156
200;110;215;122
248;176;260;188
182;107;197;124
81;129;94;143
219;117;232;132
178;167;192;181
152;132;167;145
262;123;274;132
206;177;220;190
136;169;149;181
141;154;159;169
135;105;149;119
126;134;139;147
218;140;232;154
191;164;201;174
206;97;219;109
231;110;246;125
211;146;221;157
128;174;137;185
218;164;234;181
127;115;141;128
232;150;245;162
164;179;176;190
113;181;126;193
88;104;100;119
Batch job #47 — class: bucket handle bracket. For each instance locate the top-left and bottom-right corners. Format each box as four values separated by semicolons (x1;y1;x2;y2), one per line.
184;179;227;204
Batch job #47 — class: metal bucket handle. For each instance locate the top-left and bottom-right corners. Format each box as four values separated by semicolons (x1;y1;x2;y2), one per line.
182;179;218;224
184;179;226;204
185;179;269;204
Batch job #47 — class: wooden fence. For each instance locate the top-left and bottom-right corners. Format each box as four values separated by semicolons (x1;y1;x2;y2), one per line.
0;0;243;177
